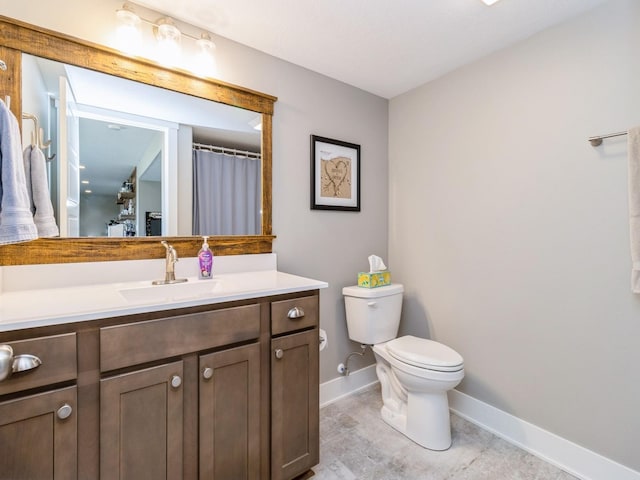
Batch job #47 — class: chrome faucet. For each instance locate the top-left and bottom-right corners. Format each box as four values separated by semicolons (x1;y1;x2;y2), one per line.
153;241;188;285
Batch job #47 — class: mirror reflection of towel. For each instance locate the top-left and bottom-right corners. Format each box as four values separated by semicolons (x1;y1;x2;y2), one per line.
24;145;59;237
0;100;38;245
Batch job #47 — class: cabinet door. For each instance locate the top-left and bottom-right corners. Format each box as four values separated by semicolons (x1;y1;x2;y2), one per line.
271;329;319;480
0;386;77;480
199;343;261;479
100;361;183;480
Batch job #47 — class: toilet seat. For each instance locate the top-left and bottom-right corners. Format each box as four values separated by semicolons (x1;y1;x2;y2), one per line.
386;336;463;372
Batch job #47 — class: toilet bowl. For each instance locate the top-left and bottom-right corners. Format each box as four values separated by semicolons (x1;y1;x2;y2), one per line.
342;284;464;450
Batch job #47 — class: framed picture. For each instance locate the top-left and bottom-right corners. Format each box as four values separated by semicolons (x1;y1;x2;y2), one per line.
310;135;361;211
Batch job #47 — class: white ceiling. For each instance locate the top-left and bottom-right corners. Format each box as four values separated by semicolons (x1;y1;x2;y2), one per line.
132;0;608;99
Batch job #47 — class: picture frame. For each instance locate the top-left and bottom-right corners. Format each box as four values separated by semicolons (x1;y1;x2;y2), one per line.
310;135;361;211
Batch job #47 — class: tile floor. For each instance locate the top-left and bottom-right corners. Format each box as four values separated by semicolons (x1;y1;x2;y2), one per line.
315;384;578;480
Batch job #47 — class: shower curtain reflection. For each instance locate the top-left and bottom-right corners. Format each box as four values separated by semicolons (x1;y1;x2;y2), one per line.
192;147;261;236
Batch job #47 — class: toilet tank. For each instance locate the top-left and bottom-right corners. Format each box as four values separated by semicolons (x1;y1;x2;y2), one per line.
342;284;404;344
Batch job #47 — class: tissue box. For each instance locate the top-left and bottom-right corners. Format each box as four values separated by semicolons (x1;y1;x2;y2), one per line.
357;271;391;288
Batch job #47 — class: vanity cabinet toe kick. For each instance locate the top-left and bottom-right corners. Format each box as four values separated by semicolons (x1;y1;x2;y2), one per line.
0;290;320;480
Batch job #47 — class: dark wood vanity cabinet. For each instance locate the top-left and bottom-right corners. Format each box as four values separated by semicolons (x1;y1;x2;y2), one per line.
100;361;185;479
0;386;77;480
271;296;320;480
199;343;261;479
98;303;263;480
0;290;320;480
0;333;78;480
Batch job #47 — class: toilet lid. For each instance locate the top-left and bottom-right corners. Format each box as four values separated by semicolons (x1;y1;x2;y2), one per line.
386;336;464;372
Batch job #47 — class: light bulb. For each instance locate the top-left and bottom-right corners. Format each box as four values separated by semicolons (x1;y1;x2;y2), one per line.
155;17;182;66
115;4;142;54
193;33;217;77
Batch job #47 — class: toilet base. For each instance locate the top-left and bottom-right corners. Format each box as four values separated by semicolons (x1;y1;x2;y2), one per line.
380;390;452;451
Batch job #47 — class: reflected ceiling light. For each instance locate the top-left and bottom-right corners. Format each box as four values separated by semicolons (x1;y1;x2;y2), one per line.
81;180;90;184
249;116;262;131
84;190;92;194
481;0;501;5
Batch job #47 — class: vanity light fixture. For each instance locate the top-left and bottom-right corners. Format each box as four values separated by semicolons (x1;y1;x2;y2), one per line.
196;33;215;53
154;17;181;65
481;0;501;5
115;3;142;54
193;33;217;77
115;3;217;75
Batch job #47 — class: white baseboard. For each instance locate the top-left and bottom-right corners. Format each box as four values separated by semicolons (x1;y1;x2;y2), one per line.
449;389;640;480
319;364;378;408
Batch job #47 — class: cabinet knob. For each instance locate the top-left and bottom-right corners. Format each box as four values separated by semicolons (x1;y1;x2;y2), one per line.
274;349;284;360
202;367;213;380
0;345;13;382
57;403;73;420
287;307;305;319
170;375;182;389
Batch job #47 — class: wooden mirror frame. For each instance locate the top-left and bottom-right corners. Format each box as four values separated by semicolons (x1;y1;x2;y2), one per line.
0;16;276;266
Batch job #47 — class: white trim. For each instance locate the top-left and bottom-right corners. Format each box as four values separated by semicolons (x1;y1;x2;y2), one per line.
449;389;640;480
319;364;378;408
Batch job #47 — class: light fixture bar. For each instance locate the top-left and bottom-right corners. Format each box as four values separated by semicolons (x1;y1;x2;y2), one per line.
117;4;214;43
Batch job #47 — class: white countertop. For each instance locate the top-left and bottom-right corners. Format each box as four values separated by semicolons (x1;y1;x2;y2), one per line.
0;265;328;332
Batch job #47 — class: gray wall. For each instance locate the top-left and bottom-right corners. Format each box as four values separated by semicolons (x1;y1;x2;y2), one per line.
80;193;117;236
5;0;387;384
389;0;640;470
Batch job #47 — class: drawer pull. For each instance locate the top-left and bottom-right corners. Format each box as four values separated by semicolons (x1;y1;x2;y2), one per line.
274;349;284;360
202;367;213;380
13;354;43;374
0;345;43;382
170;375;182;389
287;307;305;319
57;403;73;420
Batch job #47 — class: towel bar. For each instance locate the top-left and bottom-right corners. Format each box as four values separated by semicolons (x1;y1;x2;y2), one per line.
588;130;627;147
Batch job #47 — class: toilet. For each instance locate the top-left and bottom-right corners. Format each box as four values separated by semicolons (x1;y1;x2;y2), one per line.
342;283;464;450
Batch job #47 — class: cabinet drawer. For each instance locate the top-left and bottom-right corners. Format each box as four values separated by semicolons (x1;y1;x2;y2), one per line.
0;333;77;396
271;295;318;336
100;304;261;372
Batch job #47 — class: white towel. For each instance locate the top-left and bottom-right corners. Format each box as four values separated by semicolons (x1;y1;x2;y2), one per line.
23;145;33;213
0;100;38;245
26;145;59;237
628;126;640;293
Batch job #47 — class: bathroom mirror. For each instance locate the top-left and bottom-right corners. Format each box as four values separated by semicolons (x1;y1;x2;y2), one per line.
22;53;262;238
0;15;276;265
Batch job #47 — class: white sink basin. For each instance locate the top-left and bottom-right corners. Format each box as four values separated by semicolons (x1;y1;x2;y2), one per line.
119;279;222;304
